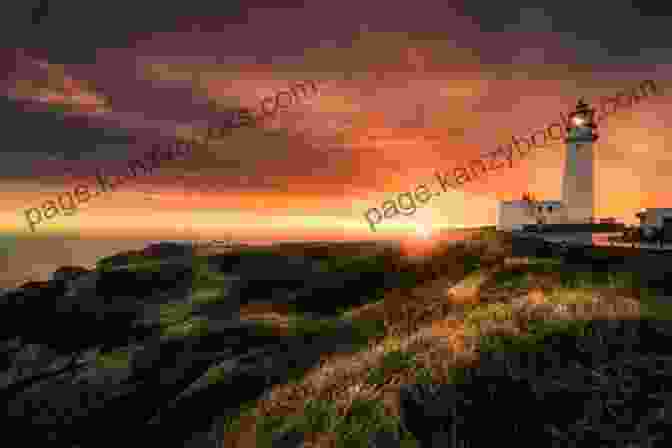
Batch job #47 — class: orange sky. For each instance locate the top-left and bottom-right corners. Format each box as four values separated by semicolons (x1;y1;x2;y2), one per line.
3;2;672;242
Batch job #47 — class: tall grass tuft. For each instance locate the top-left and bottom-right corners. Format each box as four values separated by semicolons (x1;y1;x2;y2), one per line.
334;398;401;447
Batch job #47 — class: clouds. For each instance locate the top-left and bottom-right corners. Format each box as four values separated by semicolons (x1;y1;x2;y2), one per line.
8;58;111;113
3;1;672;238
21;138;194;232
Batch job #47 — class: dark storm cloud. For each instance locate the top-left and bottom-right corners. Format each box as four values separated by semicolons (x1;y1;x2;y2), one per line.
5;1;672;68
455;0;672;66
4;0;672;208
30;0;50;26
145;126;412;195
7;1;250;64
0;96;138;179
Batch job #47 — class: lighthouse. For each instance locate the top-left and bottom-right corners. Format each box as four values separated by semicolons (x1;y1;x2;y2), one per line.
496;97;627;240
561;98;598;223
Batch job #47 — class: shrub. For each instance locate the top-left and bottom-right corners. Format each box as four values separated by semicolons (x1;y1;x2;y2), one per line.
477;318;593;355
381;350;417;372
446;365;470;384
302;399;340;433
335;398;400;447
366;367;386;386
415;367;434;384
366;350;417;385
256;414;290;444
464;302;514;330
492;269;530;289
95;349;132;370
462;254;481;274
221;400;258;433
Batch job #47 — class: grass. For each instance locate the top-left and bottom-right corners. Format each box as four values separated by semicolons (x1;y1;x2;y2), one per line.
222;399;259;433
461;254;482;274
452;253;672;386
414;366;434;384
497;271;534;290
204;361;237;386
191;257;232;290
344;318;388;348
302;399;341;433
190;235;672;446
96;255;168;273
366;350;417;386
463;302;516;334
215;311;398;445
208;238;469;441
319;254;390;274
285;314;344;337
147;259;237;336
216;313;418;444
95;349;132;370
189;287;227;305
315;253;424;310
546;287;601;307
157;301;194;327
160;316;210;338
547;261;672;320
476;318;594;358
284;311;386;342
331;398;407;447
462;259;646;339
459;268;490;289
111;233;672;445
380;334;403;353
86;245;461;446
222;396;420;447
125;259;169;272
336;297;386;319
443;364;471;385
168;236;672;443
253;397;419;448
638;287;672;320
526;256;562;265
215;241;502;444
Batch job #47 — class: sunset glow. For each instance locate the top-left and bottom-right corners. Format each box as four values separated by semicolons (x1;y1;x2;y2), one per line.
2;2;670;244
417;224;432;240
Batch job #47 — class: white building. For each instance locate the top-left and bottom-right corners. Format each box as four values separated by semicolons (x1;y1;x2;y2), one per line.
636;208;672;239
497;200;567;231
497;99;598;231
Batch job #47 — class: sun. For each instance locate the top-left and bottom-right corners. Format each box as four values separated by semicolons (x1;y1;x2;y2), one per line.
416;224;432;239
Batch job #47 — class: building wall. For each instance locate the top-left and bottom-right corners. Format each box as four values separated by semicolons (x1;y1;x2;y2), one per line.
532;203;568;225
497;201;568;231
497;204;534;231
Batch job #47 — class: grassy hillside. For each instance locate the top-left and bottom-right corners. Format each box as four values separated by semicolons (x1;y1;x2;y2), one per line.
217;231;672;447
82;234;672;446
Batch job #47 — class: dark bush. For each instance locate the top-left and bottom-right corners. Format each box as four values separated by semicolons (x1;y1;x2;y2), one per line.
96;265;194;300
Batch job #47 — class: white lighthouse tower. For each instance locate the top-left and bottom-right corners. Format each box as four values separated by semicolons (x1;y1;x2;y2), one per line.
562;98;598;223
